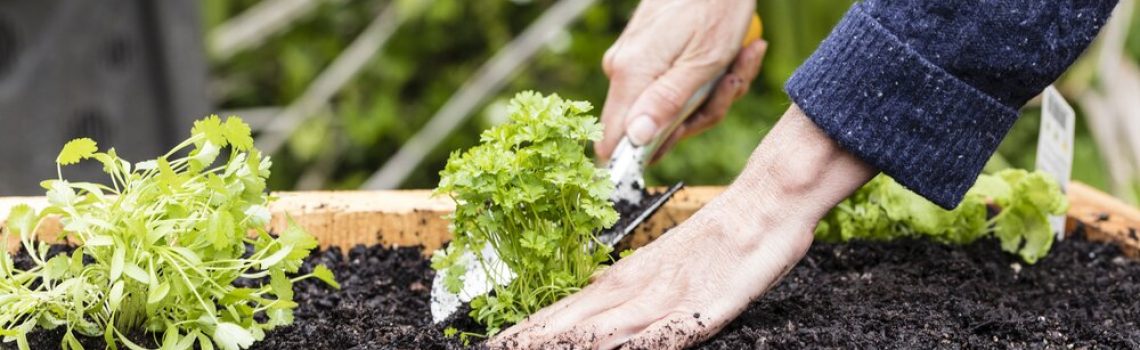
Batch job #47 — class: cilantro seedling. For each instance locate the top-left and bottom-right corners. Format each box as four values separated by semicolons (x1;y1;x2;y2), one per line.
432;91;618;335
0;116;338;350
816;169;1068;263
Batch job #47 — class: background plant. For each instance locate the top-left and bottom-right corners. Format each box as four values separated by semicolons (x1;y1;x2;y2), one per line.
0;116;338;350
203;0;1140;201
431;91;618;336
816;169;1068;264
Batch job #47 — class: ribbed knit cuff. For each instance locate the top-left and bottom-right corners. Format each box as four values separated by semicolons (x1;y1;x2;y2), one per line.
785;3;1020;209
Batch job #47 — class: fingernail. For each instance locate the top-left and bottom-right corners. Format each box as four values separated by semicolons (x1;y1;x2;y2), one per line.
628;115;657;146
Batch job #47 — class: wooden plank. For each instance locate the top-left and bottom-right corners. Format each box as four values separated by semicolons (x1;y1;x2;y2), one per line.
3;183;1140;258
1065;182;1140;257
0;187;718;256
269;190;454;253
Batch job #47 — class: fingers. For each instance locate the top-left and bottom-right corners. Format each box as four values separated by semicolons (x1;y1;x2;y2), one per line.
647;74;737;163
493;284;628;348
563;307;653;350
621;63;725;148
494;292;583;340
686;39;767;137
498;298;669;350
732;40;768;92
649;40;768;161
619;314;711;350
595;46;654;161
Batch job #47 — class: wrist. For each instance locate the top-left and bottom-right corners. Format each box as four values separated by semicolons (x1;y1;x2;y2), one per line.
714;105;876;243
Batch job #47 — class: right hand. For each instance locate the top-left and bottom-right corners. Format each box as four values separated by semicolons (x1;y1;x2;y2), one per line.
593;0;766;162
493;105;876;350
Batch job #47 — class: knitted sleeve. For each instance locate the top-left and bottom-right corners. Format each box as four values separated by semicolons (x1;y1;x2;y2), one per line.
785;0;1117;209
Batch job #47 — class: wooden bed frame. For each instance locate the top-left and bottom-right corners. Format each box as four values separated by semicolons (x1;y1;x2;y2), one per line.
2;182;1138;257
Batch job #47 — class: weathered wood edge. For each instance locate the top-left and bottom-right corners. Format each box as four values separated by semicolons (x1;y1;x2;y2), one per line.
1065;182;1140;257
2;183;1138;258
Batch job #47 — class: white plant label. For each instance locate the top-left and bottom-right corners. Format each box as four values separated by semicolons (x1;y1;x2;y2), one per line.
1035;86;1075;240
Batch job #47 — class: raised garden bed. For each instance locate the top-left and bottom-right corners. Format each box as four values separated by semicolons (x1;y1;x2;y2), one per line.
3;182;1140;348
11;230;1138;348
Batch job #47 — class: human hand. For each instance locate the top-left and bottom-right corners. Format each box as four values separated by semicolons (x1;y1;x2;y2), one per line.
491;106;876;349
593;0;767;162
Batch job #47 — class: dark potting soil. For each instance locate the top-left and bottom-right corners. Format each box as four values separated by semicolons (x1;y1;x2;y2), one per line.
697;234;1140;349
10;234;1140;349
606;185;675;242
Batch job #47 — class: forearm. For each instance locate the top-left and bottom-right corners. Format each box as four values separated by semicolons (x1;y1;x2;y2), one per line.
786;0;1116;209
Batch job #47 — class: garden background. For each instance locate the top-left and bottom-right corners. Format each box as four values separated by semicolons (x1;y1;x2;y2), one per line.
203;0;1140;203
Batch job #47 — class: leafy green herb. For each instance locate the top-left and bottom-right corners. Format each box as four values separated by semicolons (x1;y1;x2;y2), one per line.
815;169;1068;263
56;138;98;166
0;116;337;350
432;91;618;335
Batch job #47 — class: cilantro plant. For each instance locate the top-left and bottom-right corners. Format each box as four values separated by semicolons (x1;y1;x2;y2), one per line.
0;116;338;350
815;169;1068;263
432;91;618;335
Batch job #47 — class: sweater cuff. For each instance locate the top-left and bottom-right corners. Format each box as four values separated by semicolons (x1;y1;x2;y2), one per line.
785;3;1020;209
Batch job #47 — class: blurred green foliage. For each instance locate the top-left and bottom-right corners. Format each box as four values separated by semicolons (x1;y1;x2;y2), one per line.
203;0;1132;196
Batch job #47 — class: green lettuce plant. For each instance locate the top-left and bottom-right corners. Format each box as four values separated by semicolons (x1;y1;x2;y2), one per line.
0;116;338;350
816;169;1068;263
432;91;618;336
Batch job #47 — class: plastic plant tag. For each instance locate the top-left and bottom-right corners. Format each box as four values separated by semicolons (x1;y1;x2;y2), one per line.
1034;86;1075;240
430;243;516;323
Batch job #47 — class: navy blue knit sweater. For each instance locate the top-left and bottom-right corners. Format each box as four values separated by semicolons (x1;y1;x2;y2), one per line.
786;0;1118;209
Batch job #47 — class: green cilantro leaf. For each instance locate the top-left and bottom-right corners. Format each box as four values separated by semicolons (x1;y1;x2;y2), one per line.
443;263;466;294
311;264;340;289
5;204;38;240
222;117;254;151
213;323;254;350
192;115;228;147
57;138;98;165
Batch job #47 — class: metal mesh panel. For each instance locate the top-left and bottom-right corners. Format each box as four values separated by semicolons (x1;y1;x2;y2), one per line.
0;0;208;195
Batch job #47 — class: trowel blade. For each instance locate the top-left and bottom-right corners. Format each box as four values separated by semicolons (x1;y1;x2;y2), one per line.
596;182;684;247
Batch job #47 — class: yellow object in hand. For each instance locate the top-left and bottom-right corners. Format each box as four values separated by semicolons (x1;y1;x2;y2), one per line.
744;14;763;46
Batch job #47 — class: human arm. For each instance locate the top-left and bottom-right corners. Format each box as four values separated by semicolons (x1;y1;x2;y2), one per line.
788;0;1118;209
492;1;1119;348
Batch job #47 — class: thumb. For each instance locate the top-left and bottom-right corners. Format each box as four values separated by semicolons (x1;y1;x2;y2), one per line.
623;66;721;146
